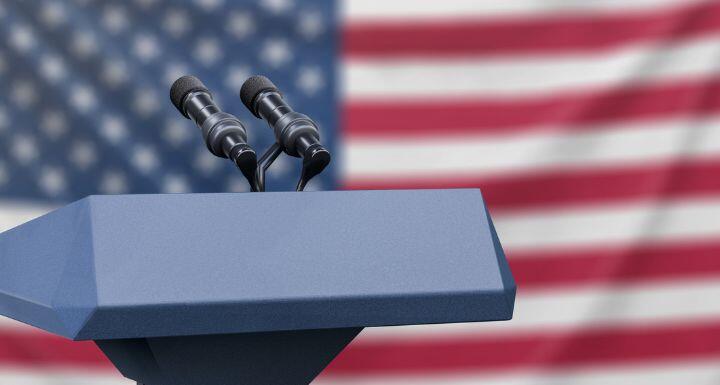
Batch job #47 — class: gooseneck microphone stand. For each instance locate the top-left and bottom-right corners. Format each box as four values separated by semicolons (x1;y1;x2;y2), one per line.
170;75;331;192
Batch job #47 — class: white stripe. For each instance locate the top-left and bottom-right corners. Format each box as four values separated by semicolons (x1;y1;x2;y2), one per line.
344;35;720;99
0;316;35;331
0;203;55;334
343;0;706;23
0;200;54;233
360;278;720;341
0;362;718;385
344;116;720;179
317;360;720;385
0;367;129;385
2;361;719;385
496;197;720;251
0;202;62;334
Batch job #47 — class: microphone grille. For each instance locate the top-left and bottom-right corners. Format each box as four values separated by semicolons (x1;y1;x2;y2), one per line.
240;75;279;118
170;75;210;118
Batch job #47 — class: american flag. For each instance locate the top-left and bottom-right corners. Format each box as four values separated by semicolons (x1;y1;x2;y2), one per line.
1;0;720;384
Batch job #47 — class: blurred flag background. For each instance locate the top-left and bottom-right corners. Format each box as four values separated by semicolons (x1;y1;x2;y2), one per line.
1;0;720;384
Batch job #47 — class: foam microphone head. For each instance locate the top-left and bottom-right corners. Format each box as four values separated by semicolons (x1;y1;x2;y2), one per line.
171;75;211;119
170;75;258;190
240;75;280;118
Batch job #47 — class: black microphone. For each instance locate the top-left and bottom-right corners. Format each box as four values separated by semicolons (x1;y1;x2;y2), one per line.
240;75;331;191
171;76;258;190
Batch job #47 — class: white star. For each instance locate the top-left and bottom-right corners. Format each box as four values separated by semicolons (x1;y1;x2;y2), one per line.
225;11;254;40
303;179;324;191
11;135;37;164
268;154;292;178
100;115;127;144
71;30;98;58
164;63;190;87
296;66;325;96
162;174;191;193
297;10;325;40
132;88;160;117
163;9;191;38
40;110;67;139
102;5;128;34
101;59;129;88
70;84;97;113
70;141;97;169
9;24;35;53
0;162;8;186
163;119;191;147
261;0;294;14
194;0;224;12
40;1;67;28
133;33;161;62
260;39;293;68
39;54;67;82
132;144;159;173
194;150;220;174
134;0;159;8
194;37;223;67
99;170;128;194
225;65;251;91
39;166;66;196
11;81;37;109
0;106;8;132
226;176;250;193
211;92;226;107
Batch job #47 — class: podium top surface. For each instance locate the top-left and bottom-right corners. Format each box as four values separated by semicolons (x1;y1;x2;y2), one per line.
0;189;515;340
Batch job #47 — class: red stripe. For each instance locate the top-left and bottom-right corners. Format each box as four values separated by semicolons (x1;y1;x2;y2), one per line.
511;239;720;289
345;1;720;58
0;331;110;369
345;77;720;139
345;158;720;211
4;320;720;375
325;320;720;375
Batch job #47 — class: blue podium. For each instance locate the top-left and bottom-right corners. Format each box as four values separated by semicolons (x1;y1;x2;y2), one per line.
0;189;515;385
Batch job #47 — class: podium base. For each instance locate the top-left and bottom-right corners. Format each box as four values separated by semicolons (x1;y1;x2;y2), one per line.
98;328;362;385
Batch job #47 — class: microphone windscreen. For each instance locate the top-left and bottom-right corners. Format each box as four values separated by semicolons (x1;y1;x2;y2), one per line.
240;75;279;117
170;76;210;118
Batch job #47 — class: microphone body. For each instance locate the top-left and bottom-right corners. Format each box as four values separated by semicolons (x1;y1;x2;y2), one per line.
171;76;257;188
251;90;323;160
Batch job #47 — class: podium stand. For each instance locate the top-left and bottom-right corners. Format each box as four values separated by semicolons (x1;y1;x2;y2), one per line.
0;189;515;385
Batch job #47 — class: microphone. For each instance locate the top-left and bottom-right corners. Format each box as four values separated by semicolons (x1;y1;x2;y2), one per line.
240;75;330;191
171;76;258;190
